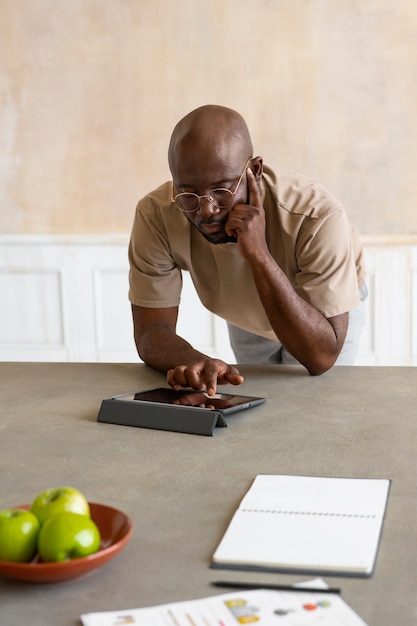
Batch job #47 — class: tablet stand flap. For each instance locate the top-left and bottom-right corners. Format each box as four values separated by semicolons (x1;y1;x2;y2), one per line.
97;398;227;436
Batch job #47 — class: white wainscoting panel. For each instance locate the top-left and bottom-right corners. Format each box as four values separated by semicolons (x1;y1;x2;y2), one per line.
0;235;416;366
0;236;232;363
412;247;417;362
357;240;417;366
0;242;69;360
0;269;64;345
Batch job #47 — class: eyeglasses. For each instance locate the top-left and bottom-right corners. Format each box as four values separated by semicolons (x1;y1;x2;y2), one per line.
171;157;252;213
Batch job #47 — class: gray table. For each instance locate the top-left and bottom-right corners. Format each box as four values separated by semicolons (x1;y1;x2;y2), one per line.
0;363;416;625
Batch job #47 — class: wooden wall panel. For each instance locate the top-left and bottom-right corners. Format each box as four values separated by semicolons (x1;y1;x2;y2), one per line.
1;236;416;366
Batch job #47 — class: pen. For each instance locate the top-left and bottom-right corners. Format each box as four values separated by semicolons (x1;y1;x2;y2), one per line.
211;581;341;594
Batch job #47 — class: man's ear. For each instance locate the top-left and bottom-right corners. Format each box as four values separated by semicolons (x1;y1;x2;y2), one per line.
250;156;263;181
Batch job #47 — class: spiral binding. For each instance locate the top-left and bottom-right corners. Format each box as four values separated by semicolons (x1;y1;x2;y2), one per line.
241;508;376;519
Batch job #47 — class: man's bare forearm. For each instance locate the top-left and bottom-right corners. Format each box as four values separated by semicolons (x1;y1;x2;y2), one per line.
135;326;209;373
249;254;346;374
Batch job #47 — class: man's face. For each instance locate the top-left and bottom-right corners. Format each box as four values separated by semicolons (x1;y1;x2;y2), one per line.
171;154;251;244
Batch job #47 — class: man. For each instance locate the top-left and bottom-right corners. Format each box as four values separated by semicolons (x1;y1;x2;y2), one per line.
128;105;366;395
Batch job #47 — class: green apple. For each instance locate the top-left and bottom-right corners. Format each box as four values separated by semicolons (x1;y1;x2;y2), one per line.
38;512;101;562
0;508;40;562
30;486;90;526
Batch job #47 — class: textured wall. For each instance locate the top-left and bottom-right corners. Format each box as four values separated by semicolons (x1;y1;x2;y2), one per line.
1;1;416;234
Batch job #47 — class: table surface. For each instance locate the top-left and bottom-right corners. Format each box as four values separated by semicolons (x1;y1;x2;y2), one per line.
1;362;416;626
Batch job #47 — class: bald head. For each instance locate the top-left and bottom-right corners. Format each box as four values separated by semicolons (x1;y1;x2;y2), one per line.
168;105;253;176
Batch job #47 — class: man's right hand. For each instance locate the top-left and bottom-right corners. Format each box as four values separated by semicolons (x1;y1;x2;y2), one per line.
132;304;244;394
167;358;244;396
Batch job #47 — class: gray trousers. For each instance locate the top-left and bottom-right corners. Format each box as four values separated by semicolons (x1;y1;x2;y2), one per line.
227;284;368;366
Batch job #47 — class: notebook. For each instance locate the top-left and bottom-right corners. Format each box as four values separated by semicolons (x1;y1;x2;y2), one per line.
211;474;390;577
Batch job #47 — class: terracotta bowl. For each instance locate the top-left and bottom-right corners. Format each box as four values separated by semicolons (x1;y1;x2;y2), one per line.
0;502;133;583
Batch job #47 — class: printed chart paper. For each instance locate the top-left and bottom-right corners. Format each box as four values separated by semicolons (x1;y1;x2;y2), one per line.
81;588;368;625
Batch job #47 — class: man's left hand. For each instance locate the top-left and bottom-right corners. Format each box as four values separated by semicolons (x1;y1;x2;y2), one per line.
225;167;268;261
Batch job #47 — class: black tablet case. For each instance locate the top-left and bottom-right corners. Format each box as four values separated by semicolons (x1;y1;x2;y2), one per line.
97;397;228;436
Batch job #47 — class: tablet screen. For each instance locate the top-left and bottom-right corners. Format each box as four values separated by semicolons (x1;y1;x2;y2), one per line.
113;387;266;411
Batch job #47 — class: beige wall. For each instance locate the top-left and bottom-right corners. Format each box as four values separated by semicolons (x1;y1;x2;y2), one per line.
1;0;416;235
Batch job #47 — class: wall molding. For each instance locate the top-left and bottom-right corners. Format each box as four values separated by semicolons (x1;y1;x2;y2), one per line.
360;234;417;246
0;234;416;366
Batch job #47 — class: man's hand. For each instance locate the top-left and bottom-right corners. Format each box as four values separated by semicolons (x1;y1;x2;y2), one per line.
225;167;268;261
167;358;244;396
132;306;244;391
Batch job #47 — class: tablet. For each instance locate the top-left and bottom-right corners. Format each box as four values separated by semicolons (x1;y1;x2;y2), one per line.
112;387;266;415
97;387;267;436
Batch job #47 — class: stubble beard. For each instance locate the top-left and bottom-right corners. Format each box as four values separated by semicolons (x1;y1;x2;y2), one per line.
200;230;237;245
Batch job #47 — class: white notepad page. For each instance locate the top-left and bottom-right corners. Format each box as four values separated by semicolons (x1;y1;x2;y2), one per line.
212;474;390;576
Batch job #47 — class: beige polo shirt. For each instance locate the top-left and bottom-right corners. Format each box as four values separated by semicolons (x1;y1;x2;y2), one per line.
128;165;365;343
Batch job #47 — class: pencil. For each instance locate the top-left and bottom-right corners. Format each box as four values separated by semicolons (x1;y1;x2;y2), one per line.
211;580;341;594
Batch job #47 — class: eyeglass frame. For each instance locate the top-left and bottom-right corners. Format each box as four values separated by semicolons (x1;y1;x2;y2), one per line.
171;157;253;213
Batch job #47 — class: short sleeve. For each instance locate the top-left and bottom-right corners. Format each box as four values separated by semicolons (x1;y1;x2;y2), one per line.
128;199;183;308
294;207;361;317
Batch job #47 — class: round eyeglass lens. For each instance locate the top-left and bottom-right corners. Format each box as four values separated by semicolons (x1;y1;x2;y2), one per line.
175;188;234;212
